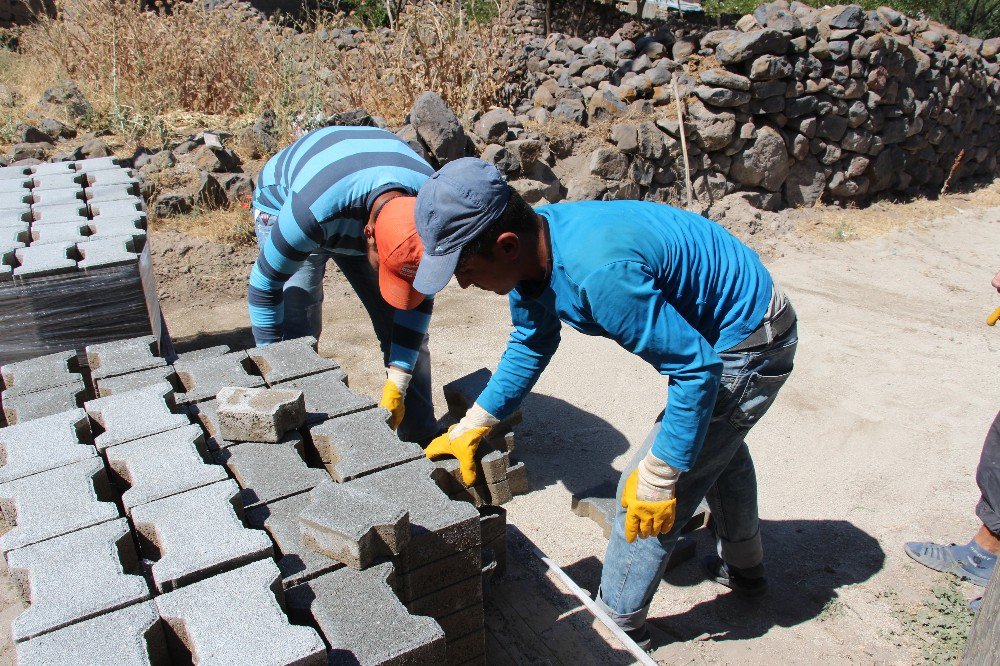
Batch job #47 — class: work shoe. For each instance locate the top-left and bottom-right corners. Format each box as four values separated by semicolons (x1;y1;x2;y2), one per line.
624;626;651;651
903;540;996;587
701;555;768;598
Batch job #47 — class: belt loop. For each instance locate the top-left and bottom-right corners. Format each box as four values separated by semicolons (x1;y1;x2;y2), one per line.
764;318;773;344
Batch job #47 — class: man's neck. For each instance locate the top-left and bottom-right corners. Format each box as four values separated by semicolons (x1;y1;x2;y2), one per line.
517;213;552;295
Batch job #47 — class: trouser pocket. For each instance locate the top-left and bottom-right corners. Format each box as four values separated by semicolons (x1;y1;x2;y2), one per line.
729;370;792;433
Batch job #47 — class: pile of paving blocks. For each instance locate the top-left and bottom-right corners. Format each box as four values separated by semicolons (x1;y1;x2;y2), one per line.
0;335;530;664
0;159;165;365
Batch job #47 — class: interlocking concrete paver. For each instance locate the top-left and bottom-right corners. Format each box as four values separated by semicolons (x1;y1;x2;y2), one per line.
130;479;273;592
30;187;83;207
30;221;89;246
506;461;528;494
216;387;306;443
436;604;486;652
84;183;138;202
173;344;230;362
31;162;75;176
285;561;446;666
0;165;30;180
173;352;265;405
275;369;375;424
89;199;144;219
86;336;166;380
74;157;118;173
0;409;94;484
94;365;176;397
31;173;82;192
87;215;147;242
0;191;29;209
83;169;137;188
14;602;168;666
308;408;423;481
77;235;139;270
404;574;483;622
105;424;228;510
0;208;30;226
0;179;29;196
1;379;86;424
246;337;339;385
0;457;118;553
1;350;78;395
31;203;88;225
84;383;189;451
7;518;151;642
154;558;325;665
299;482;409;570
213;436;329;509
444;629;485;665
13;242;77;278
395;548;481;603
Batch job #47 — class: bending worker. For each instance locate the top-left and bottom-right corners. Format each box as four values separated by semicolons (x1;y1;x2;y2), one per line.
249;126;437;443
413;158;798;646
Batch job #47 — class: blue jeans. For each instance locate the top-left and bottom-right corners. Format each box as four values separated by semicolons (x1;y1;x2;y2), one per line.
253;211;438;443
597;322;798;631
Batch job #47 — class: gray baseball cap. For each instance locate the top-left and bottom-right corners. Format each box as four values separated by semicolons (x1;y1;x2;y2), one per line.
413;157;511;295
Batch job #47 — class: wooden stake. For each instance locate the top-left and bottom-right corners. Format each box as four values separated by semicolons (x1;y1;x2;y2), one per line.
672;77;694;207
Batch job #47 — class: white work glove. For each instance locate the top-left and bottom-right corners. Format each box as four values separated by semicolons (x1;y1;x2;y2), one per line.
635;452;680;502
379;366;412;431
450;403;500;437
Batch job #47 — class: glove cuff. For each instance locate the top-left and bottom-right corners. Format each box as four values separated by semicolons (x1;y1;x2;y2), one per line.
636;453;680;502
386;366;412;393
452;403;500;438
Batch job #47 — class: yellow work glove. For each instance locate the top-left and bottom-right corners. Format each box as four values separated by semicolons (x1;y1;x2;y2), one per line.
379;366;411;431
621;453;680;543
424;403;499;486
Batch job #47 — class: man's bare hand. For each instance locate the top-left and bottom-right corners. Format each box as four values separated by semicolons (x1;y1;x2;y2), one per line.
993;269;1000;294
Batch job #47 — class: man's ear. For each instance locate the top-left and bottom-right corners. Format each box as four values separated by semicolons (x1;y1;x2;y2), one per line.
495;231;520;261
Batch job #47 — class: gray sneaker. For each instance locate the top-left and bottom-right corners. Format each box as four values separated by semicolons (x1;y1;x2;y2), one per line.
904;540;996;587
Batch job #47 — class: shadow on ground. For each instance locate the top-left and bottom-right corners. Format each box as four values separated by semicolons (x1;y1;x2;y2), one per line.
170;326;256;355
563;518;885;646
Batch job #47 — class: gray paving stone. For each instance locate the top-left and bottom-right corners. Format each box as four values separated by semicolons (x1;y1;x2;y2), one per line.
94;365;177;397
285;561;446;666
32;173;83;191
346;458;481;570
436;604;485;652
30;187;83;207
1;379;86;425
0;409;94;484
506;460;528;495
77;235;138;270
31;203;88;224
173;344;231;362
406;574;483;621
154;558;325;665
12;242;77;278
172;352;265;406
275;369;375;424
309;408;423;481
0;165;30;180
86;335;166;380
87;214;147;242
395;548;481;604
85;183;139;202
0;190;29;208
247;336;339;385
105;424;228;511
0;179;29;196
130;479;273;592
570;492;617;540
31;162;75;176
183;399;226;450
7;518;151;642
90;199;144;218
0;208;30;226
0;224;28;253
212;436;329;509
74;157;118;173
478;506;506;545
0;350;78;395
481;533;507;580
84;169;137;188
478;449;509;486
216;386;306;443
0;263;9;282
31;221;90;245
445;629;485;664
0;457;118;553
14;601;168;666
299;482;409;570
245;492;342;588
442;368;522;435
84;383;189;451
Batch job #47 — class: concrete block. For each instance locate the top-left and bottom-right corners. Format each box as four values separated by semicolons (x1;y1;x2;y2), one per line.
212;436;329;509
277;369;375;424
0;350;78;395
74;157;118;173
0;409;94;484
7;518;151;642
298;482;408;570
570;493;617;539
90;199;144;218
77;235;138;270
130;479;273;592
445;629;485;665
433;459;511;506
407;574;483;620
0;191;29;209
443;369;522;434
105;424;228;510
481;533;507;580
84;169;137;188
308;408;423;482
173;344;230;362
183;399;226;450
479;449;509;486
478;506;506;544
154;558;325;666
0;165;31;180
245;492;342;588
216;386;306;443
31;162;75;176
14;601;168;666
32;173;83;191
13;242;77;278
506;460;528;494
436;605;485;651
172;351;265;406
84;383;189;451
347;458;480;570
285;562;446;666
247;336;339;385
87;215;147;243
0;457;118;553
30;221;89;245
85;183;139;202
0;208;30;225
31;203;88;225
396;548;481;603
0;179;30;195
0;222;28;249
86;335;166;380
30;187;83;207
94;365;176;397
1;379;86;425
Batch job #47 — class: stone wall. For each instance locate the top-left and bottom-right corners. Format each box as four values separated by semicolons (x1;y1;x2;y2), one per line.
0;0;54;28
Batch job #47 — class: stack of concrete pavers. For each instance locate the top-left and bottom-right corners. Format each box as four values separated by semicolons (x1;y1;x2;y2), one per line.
0;159;165;366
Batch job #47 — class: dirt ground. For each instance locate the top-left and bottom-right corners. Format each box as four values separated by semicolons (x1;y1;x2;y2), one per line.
2;189;997;664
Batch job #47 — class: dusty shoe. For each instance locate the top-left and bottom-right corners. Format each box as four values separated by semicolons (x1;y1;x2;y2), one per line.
624;625;651;651
702;555;768;598
904;540;996;587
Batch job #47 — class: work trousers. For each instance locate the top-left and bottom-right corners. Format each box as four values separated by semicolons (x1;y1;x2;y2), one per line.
976;410;1000;536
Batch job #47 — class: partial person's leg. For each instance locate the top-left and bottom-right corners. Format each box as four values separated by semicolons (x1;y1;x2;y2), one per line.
975;410;1000;541
331;253;437;442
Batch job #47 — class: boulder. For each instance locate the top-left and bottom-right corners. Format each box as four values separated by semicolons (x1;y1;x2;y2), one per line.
611;123;639;153
409;91;468;167
482;144;519;175
716;29;790;65
153;191;194;217
197;172;228;209
474;108;515;144
587;89;627;122
784;156;825;206
700;69;751;92
829;5;865;30
37;118;76;141
694;86;750;108
40;80;93;119
729;125;788;191
566;176;608;201
589;147;629;180
749;55;794;81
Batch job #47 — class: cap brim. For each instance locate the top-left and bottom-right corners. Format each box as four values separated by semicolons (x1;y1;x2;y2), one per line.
412;249;461;295
379;262;425;310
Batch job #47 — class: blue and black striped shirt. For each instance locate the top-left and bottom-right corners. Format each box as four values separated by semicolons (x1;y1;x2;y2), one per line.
248;126;434;371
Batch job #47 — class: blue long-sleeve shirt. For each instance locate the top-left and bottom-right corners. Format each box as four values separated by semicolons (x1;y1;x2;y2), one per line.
476;201;774;470
249;126;434;371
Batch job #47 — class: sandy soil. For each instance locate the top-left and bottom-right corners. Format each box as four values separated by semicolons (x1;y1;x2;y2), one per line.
2;194;996;664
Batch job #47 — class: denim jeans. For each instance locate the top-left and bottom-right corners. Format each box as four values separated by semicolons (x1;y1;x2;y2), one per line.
596;321;798;631
253;210;438;442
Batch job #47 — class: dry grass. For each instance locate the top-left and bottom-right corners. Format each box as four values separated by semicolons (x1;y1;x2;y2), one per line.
150;205;256;246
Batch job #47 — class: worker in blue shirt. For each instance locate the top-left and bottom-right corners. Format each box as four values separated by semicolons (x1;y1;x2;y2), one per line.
412;158;798;647
249;126;438;443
